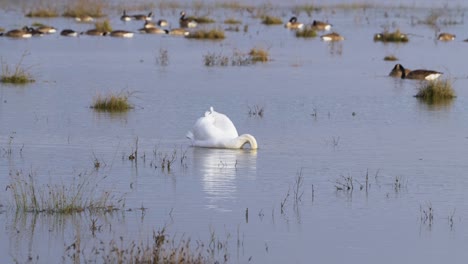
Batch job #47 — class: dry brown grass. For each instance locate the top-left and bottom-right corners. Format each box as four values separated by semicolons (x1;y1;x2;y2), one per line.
63;0;107;18
249;48;269;62
91;92;133;112
186;29;225;39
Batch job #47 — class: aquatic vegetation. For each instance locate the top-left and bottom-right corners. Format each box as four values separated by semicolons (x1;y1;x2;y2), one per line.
1;53;35;85
186;29;225;39
374;29;409;43
249;48;269;62
215;1;254;10
295;28;317;38
224;18;242;24
65;227;230;263
335;175;354;191
414;79;456;104
261;15;283;25
94;19;112;32
204;53;230;66
293;169;304;206
292;4;320;16
420;203;434;227
62;0;107;18
203;48;270;67
91;92;133;112
31;22;48;27
186;16;215;24
25;8;59;18
248;105;264;117
7;170;122;214
384;55;398;61
156;48;169;67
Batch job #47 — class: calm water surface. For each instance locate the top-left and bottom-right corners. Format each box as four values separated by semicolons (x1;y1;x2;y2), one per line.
1;1;468;263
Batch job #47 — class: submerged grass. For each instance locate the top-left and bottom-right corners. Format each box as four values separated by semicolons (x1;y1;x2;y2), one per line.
7;170;122;214
26;7;59;18
187;16;215;24
384;55;398;61
374;29;409;43
94;19;112;32
261;15;283;25
249;48;269;62
295;28;317;38
63;0;107;18
186;29;225;39
65;227;229;263
204;48;270;66
1;52;35;85
414;79;456;104
91;92;133;112
224;18;242;24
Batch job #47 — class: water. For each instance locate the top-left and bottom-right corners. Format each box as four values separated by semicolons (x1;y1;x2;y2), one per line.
1;1;468;263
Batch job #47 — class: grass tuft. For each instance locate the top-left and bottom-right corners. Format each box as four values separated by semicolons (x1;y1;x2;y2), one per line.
261;15;283;25
94;19;112;32
91;92;133;112
374;29;409;43
187;16;215;24
186;29;225;39
295;28;317;38
7;170;122;214
63;0;107;18
26;8;59;18
384;55;398;61
1;52;35;85
414;79;456;104
249;48;269;62
224;18;242;24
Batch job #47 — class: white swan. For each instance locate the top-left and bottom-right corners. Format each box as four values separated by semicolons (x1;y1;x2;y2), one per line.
186;107;258;149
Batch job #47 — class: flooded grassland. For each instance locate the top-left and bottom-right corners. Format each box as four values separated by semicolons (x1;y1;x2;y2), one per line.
1;0;468;263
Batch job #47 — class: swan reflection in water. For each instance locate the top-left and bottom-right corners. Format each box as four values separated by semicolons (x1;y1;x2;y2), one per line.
190;148;257;211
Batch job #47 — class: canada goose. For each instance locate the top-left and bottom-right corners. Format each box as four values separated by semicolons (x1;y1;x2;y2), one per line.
179;11;197;28
285;16;304;30
320;32;344;41
22;26;44;36
393;64;442;80
168;28;189;36
82;29;108;36
139;27;168;34
121;10;132;21
143;21;156;29
0;29;32;38
133;12;153;21
75;15;94;22
438;33;455;41
60;29;78;37
110;30;134;38
389;64;411;78
36;26;56;34
311;20;332;31
157;19;169;27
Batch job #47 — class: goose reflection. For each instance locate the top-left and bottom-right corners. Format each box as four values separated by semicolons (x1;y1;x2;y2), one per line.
191;148;257;211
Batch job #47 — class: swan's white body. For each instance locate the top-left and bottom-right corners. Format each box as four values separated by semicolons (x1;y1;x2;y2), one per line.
186;107;258;149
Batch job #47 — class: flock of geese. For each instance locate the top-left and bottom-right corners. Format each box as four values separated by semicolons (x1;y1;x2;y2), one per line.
1;9;449;149
0;10;347;40
0;10;202;38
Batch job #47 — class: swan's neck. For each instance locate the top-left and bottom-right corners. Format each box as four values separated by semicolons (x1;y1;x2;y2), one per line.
234;134;258;149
